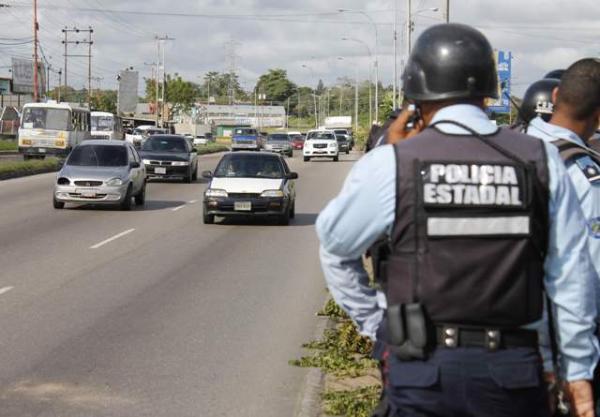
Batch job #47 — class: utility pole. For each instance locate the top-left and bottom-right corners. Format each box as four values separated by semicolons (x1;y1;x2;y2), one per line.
58;68;62;102
354;65;358;136
407;0;413;55
392;0;397;110
32;0;39;102
155;35;174;127
445;0;450;22
62;27;93;104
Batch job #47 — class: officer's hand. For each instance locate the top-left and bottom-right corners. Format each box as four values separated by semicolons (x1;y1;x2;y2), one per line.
544;372;557;415
565;380;594;417
387;106;425;145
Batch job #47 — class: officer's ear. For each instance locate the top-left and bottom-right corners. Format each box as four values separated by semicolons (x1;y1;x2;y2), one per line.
551;87;559;104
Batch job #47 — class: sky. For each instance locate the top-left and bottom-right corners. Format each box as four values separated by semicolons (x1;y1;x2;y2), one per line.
0;0;598;98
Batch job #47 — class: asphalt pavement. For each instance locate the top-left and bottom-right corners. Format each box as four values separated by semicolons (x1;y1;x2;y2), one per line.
0;150;357;417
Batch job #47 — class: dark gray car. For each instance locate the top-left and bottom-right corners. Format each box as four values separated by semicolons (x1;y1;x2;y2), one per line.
54;140;146;210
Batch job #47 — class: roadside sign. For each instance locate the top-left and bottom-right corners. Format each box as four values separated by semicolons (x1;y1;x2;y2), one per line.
488;50;512;114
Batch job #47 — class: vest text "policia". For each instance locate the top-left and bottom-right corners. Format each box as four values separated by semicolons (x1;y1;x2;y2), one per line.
423;163;523;206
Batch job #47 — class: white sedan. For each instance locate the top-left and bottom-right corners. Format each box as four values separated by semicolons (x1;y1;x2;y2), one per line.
202;152;298;225
303;130;339;162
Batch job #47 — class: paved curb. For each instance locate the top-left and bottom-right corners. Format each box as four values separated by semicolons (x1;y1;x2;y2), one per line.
0;166;60;181
295;299;336;417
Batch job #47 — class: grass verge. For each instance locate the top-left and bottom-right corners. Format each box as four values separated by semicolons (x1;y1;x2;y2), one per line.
290;297;381;416
195;143;229;155
0;158;61;180
0;139;18;152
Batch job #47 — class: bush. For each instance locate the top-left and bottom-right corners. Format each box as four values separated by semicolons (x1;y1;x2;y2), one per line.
0;139;17;152
0;158;61;179
323;386;381;417
195;143;229;155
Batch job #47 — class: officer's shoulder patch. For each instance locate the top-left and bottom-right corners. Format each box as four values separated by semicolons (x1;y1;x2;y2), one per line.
575;156;600;183
588;217;600;238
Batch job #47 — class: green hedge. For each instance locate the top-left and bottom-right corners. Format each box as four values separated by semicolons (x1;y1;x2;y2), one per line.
195;143;229;155
0;139;17;152
0;158;61;180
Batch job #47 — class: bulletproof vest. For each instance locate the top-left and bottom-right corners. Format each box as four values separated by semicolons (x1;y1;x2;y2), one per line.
385;126;550;327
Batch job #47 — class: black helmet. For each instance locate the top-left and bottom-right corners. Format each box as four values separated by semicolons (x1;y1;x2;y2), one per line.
543;69;565;80
519;78;559;123
402;23;498;102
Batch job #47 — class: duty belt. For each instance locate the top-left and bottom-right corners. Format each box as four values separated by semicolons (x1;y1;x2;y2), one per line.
436;325;538;351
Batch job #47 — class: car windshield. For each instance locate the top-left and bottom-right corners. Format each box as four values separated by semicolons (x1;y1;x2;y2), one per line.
267;134;289;142
234;128;256;136
91;115;114;131
67;145;128;167
334;130;348;135
308;132;335;140
214;154;284;179
22;107;70;131
336;135;347;142
142;136;188;152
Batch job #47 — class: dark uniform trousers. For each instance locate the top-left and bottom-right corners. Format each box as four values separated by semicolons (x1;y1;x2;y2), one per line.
381;346;550;417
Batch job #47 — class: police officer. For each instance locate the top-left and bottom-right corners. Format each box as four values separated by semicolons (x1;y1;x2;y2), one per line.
316;23;599;417
525;58;600;414
515;78;560;129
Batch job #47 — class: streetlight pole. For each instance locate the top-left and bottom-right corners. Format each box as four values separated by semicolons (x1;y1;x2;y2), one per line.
301;64;318;128
393;1;398;110
342;37;373;127
339;9;378;123
407;5;439;55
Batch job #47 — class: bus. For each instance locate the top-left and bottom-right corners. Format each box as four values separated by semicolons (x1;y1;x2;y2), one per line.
91;111;124;141
18;101;91;160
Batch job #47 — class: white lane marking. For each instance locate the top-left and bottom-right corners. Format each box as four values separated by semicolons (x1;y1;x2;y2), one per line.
188;200;198;204
172;204;186;212
90;229;136;249
0;286;14;296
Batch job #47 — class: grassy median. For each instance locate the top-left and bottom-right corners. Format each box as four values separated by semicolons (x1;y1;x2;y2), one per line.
0;139;18;152
0;158;62;180
195;143;229;155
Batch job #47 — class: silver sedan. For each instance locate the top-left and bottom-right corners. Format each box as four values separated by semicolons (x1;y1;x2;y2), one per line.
53;140;146;210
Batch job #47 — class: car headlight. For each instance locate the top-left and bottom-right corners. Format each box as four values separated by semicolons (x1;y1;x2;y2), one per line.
329;142;337;148
171;161;190;166
260;190;284;198
57;177;70;185
106;178;123;186
206;188;228;198
142;159;152;164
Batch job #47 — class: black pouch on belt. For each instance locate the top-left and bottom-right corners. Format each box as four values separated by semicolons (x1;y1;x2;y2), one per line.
386;303;430;360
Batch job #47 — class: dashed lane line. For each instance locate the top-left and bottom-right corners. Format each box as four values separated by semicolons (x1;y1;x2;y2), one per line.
0;286;14;296
90;229;136;250
172;204;186;212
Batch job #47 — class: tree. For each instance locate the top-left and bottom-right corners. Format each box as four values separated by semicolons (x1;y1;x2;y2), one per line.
198;71;247;104
145;73;200;111
316;79;325;95
90;90;117;114
254;68;296;104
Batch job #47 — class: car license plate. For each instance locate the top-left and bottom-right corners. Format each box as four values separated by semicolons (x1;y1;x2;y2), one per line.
38;148;46;153
155;167;166;174
234;201;252;211
80;190;96;198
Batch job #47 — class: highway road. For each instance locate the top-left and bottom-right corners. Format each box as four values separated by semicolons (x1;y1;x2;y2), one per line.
0;151;357;417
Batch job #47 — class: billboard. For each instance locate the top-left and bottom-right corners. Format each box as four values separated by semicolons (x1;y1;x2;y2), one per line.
11;58;45;95
0;78;10;95
487;50;512;114
117;70;138;114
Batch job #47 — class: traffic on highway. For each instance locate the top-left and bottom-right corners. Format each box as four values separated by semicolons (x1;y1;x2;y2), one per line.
0;1;598;417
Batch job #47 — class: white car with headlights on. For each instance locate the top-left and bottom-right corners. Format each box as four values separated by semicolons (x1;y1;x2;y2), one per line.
202;152;298;225
303;130;339;162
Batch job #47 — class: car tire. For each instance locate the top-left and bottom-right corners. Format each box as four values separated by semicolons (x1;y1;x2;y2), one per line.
184;169;193;183
289;200;296;219
278;209;290;226
303;156;310;162
203;211;214;224
192;164;198;181
53;197;64;209
120;185;133;211
346;150;350;155
134;182;146;206
333;156;339;162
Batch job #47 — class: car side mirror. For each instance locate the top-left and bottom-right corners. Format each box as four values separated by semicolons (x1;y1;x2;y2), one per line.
287;172;299;180
190;148;197;153
201;170;213;179
130;161;141;169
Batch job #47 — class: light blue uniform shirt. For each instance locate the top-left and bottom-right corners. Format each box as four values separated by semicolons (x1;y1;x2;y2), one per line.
317;105;599;381
527;117;600;373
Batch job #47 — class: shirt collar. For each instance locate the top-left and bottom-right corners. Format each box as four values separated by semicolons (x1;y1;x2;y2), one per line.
429;104;498;136
529;116;585;146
